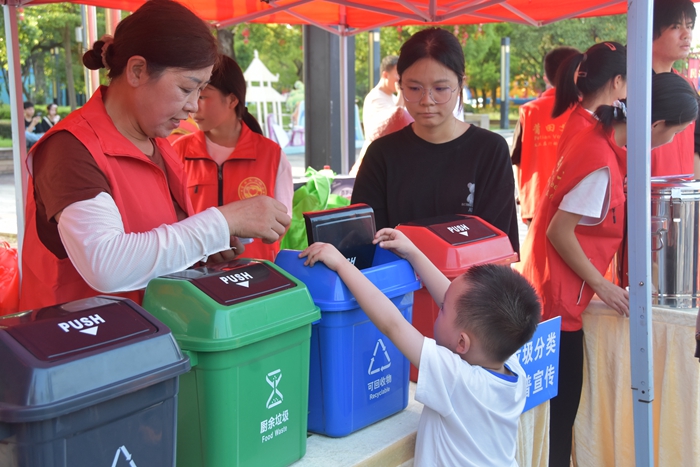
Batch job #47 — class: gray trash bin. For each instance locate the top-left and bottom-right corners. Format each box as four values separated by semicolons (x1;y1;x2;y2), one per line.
0;296;190;467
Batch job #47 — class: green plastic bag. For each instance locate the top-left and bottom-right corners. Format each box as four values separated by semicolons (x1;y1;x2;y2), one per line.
280;167;351;250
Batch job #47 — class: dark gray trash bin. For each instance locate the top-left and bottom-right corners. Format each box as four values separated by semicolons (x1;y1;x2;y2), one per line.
0;296;190;467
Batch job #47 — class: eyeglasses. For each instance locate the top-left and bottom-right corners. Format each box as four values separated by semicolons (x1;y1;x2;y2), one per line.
401;84;459;104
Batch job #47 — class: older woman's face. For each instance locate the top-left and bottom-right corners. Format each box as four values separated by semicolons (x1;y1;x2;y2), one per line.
134;65;213;138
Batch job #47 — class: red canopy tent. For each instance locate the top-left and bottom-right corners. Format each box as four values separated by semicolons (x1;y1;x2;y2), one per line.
25;0;629;32
2;2;698;465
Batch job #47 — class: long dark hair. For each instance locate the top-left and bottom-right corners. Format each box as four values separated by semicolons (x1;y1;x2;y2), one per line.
552;42;626;118
397;28;464;106
82;0;218;79
595;72;699;129
208;55;263;135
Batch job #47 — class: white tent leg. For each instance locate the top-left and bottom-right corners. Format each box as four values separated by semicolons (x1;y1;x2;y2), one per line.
627;0;655;465
339;25;349;174
4;3;27;277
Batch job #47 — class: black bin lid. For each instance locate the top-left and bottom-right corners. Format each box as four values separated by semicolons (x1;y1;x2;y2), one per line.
0;297;189;423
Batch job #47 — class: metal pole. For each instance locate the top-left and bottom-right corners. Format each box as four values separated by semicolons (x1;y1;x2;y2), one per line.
500;37;510;129
4;3;27;275
339;28;349;174
369;29;380;87
627;0;655;465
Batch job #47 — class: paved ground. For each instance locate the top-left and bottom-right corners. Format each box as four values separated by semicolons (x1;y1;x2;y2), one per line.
0;128;526;245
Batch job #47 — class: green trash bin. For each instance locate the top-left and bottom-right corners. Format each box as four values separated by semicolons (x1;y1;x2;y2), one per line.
142;259;320;467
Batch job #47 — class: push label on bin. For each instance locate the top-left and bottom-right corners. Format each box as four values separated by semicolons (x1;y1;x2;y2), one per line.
427;216;497;246
190;262;296;305
4;300;157;361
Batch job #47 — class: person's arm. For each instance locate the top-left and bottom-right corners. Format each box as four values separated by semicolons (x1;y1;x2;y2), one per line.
300;242;425;368
56;192;232;293
511;118;524;166
547;209;629;316
274;149;294;216
351;144;389;229
374;228;451;308
473;134;520;254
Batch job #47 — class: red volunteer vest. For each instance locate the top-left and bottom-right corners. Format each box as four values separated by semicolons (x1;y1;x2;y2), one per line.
517;88;574;220
173;124;282;260
651;68;695;177
20;86;194;310
558;104;597;155
518;124;627;331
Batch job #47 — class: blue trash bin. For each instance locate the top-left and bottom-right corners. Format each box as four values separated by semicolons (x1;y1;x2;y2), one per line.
276;245;421;437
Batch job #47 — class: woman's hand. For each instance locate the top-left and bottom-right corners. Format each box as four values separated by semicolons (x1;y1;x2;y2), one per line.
204;236;245;266
592;280;629;317
216;196;290;243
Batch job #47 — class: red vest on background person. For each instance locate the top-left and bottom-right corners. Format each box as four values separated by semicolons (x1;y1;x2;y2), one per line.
517;124;627;331
558;104;598;155
173;123;282;261
19;86;194;311
517;88;573;220
651;68;696;177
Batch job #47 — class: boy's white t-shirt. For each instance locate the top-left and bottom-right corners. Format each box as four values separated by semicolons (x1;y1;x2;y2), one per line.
414;338;526;467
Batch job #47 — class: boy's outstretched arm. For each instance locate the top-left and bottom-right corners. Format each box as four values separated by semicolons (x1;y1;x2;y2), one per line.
300;242;424;368
374;228;451;309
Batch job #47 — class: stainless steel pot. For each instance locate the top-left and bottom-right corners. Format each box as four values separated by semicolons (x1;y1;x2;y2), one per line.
650;177;700;308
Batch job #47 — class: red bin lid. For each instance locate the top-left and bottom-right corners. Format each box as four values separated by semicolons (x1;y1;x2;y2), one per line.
397;214;518;277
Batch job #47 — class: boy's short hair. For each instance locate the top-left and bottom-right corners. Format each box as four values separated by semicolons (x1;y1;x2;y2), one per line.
544;47;579;85
380;55;399;73
653;0;696;39
455;264;541;363
23;101;34;110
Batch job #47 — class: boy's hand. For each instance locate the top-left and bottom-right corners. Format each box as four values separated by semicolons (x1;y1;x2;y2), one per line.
299;242;348;271
374;228;417;259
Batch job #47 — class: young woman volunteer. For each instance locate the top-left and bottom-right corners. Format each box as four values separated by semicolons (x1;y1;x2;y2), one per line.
20;0;290;310
552;41;627;152
351;27;519;253
173;55;293;261
519;72;699;467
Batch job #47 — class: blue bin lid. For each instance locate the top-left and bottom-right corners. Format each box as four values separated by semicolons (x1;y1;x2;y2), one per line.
275;246;421;312
0;296;189;423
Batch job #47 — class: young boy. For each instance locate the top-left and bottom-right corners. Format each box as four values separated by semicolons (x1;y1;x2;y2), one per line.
300;228;541;466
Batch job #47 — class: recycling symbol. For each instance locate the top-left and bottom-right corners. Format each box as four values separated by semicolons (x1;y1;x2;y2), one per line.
368;339;391;375
111;445;137;467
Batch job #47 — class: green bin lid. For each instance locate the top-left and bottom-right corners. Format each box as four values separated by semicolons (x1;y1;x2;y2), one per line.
142;259;320;352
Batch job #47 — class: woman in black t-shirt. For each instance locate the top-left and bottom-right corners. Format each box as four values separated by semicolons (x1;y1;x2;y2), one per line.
351;28;519;253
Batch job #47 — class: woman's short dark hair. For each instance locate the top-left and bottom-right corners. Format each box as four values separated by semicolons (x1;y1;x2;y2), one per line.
208;55;263;135
397;28;465;88
595;72;700;128
552;42;626;118
82;0;219;79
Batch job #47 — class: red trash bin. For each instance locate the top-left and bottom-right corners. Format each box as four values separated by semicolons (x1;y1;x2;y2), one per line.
397;214;519;382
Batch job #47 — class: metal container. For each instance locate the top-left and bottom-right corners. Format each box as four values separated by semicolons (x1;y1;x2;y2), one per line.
650;177;700;308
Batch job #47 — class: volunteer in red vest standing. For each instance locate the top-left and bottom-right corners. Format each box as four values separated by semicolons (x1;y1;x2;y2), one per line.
518;73;698;467
651;0;699;177
552;42;627;156
511;47;579;224
173;55;293;261
19;0;290;311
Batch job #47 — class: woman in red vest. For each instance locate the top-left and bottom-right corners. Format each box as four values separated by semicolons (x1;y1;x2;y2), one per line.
20;0;290;310
519;72;698;467
173;55;293;261
552;42;627;154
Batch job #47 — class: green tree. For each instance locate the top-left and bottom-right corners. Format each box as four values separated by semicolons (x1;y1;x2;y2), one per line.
509;15;627;94
0;4;89;109
233;23;303;93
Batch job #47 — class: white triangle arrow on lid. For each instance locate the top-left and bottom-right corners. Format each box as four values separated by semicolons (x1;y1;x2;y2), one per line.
80;326;98;336
235;281;250;288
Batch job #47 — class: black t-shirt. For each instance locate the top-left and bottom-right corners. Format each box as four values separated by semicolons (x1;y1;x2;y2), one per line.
351;123;520;254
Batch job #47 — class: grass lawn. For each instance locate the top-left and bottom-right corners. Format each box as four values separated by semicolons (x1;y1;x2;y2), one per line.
0;139;13;148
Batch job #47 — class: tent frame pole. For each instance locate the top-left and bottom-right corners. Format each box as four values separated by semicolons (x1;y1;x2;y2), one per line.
627;0;655;465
